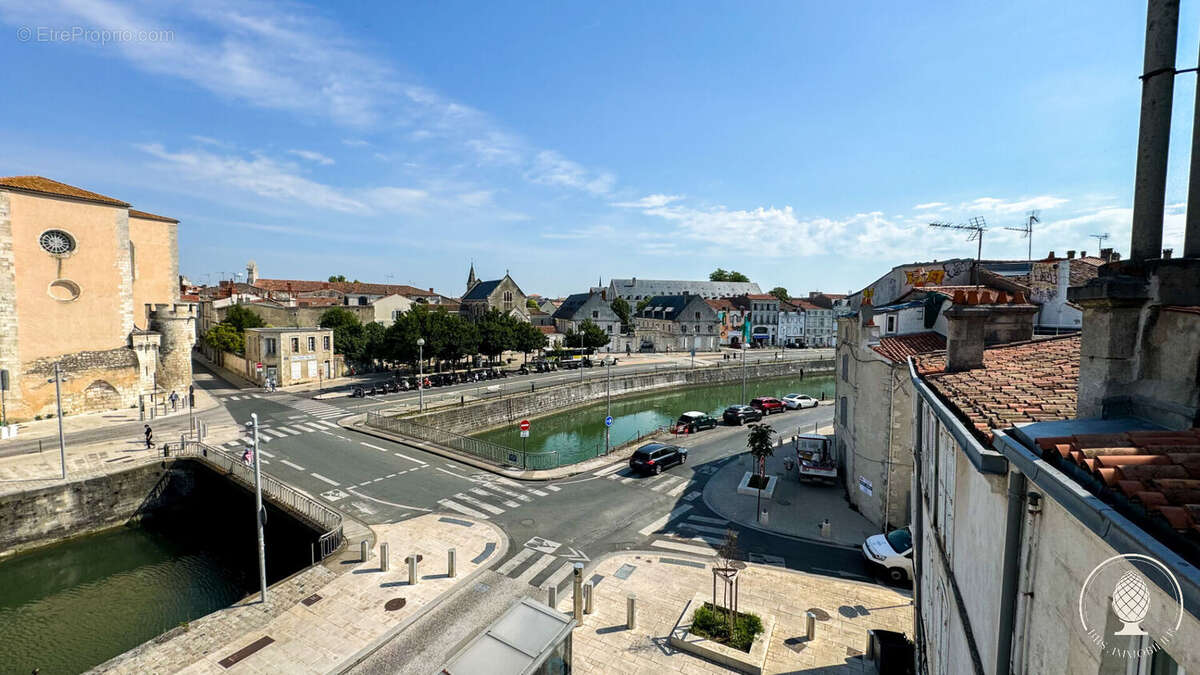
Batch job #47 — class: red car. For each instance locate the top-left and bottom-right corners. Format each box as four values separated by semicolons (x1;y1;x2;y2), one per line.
749;397;785;414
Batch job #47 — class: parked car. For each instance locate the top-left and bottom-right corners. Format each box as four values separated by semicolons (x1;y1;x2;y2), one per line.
781;393;819;409
723;404;763;425
749;396;785;414
628;442;688;475
862;527;913;584
674;411;717;434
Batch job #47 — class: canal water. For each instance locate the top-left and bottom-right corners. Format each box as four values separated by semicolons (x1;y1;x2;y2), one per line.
474;374;833;465
0;463;319;674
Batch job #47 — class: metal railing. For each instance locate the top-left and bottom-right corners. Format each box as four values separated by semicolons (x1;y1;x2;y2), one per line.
365;411;558;470
174;440;344;560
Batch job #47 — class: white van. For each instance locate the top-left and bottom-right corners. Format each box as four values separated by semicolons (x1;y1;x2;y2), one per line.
862;527;913;583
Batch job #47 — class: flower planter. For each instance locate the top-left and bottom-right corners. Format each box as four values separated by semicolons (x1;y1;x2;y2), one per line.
736;472;778;500
669;592;776;674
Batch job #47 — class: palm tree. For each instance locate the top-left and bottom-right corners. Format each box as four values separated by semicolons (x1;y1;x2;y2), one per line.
746;422;776;487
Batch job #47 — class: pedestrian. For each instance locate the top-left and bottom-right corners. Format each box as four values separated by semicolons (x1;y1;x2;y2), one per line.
144;424;154;449
242;447;253;466
169;390;178;411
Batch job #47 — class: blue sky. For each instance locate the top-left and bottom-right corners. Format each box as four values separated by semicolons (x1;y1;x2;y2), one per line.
1;1;1197;297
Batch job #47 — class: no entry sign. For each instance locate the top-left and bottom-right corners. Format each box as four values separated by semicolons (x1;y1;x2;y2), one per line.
519;419;530;431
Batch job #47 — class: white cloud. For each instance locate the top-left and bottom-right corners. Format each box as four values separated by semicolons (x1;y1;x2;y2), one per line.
965;195;1069;215
611;194;684;209
342;139;370;147
541;224;616;240
288;149;335;165
526;151;615;196
913;201;946;210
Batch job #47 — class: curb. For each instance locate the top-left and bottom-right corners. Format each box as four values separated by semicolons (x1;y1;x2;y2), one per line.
332;516;509;674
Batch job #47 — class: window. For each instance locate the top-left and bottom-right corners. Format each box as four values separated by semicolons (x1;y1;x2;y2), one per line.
358;296;368;305
39;229;76;255
264;338;277;356
504;291;513;302
839;396;847;423
307;336;316;351
393;309;403;321
291;337;299;351
841;354;849;380
886;315;897;333
592;310;599;319
323;335;330;350
129;242;136;280
695;312;701;319
607;324;613;333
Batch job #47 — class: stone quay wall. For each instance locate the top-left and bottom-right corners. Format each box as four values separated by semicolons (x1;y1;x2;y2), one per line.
400;358;834;436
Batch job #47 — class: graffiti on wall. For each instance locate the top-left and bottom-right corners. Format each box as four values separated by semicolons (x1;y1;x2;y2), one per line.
863;259;973;308
904;268;947;287
1029;261;1059;303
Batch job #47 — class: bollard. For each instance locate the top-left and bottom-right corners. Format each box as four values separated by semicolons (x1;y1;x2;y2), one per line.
408;554;418;585
806;611;817;641
448;548;457;578
583;583;593;615
572;563;584;622
820;519;831;539
361;540;370;562
548;585;557;609
760;509;769;526
380;543;390;572
626;593;637;630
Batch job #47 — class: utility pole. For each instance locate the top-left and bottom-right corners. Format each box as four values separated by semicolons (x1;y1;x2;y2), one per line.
741;343;748;402
605;358;612;454
50;362;68;479
579;328;585;383
250;413;268;603
417;338;425;412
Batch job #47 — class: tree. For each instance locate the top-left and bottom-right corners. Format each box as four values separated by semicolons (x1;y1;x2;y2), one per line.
710;269;750;282
328;274;348;282
727;271;750;282
512;322;549;363
223;305;266;332
635;297;652;313
768;286;790;303
362;321;387;363
384;305;479;366
526;297;540;310
477;309;517;360
203;322;244;355
746;422;776;486
611;297;632;333
564;319;610;350
319;307;366;363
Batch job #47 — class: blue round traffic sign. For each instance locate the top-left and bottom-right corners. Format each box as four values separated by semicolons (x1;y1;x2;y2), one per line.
604;416;613;427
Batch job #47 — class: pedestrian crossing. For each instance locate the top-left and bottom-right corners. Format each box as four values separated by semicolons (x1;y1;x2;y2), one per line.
223;393;266;401
220;419;341;451
494;546;585;590
641;513;744;559
434;475;554;521
275;394;351;420
595;465;695;497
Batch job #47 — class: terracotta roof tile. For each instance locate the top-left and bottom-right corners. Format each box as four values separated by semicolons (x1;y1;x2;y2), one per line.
129;208;179;223
0;175;129;207
871;332;946;363
254;278;441;298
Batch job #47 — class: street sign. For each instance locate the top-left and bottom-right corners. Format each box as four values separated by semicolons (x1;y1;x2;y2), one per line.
520;430;529;438
255;362;263;372
519;419;530;431
604;416;613;427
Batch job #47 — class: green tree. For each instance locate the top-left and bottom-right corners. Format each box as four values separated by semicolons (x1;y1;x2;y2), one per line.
328;274;347;282
477;309;517;360
384;305;479;367
611;297;632;332
203;322;245;355
768;286;789;303
318;307;366;362
512;321;549;363
635;297;652;313
223;304;266;332
728;271;750;282
564;319;610;350
746;422;776;484
526;297;540;310
363;321;387;363
710;269;750;282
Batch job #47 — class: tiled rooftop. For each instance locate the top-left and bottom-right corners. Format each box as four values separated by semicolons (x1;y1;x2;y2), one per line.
871;332;946;363
915;334;1080;443
1034;429;1200;541
0;175;129;207
916;286;1032;306
254;278;441;298
129;208;180;223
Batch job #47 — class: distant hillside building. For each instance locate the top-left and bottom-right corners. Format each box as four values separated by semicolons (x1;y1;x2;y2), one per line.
607;277;762;301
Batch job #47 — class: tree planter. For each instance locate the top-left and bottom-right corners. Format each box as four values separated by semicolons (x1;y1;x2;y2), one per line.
670;592;776;674
736;472;777;500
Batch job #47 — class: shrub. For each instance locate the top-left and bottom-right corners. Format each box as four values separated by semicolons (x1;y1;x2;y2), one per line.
689;602;763;653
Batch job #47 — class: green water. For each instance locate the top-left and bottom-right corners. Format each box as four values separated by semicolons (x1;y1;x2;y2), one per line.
474;374;833;465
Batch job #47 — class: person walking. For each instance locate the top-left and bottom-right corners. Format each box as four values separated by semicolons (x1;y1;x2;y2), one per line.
144;424;154;449
169;390;179;411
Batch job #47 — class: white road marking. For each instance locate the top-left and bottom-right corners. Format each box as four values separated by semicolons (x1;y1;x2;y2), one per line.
455;493;505;515
592;464;624;477
316;420;339;428
277;426;301;435
281;460;306;471
310;472;340;486
526;488;549;497
637;505;693;536
687;515;728;525
650;476;681;492
545;485;561;492
475;483;530;502
666;481;690;497
620;477;635;484
682;491;700;501
542;562;576;589
360;442;389;452
682;521;730;536
515;554;556;583
650;539;714;556
392;452;427;465
496;548;536;575
438;499;488;519
435;467;474;481
386;473;397;479
263;429;288;439
258;449;276;458
346;489;433;512
492;477;522;488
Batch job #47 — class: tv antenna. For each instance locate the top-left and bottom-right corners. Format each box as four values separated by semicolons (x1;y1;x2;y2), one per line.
1004;210;1040;262
929;215;988;259
1090;233;1109;251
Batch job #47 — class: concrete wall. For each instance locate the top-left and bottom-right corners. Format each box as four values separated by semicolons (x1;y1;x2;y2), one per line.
129;214;178;328
403;358;833;435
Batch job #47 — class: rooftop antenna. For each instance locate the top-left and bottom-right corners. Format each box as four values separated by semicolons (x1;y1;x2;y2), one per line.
929;216;988;285
1090;232;1110;252
1004;209;1040;262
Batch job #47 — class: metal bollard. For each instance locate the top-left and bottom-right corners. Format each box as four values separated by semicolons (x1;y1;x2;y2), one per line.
806;611;817;641
448;548;457;578
626;594;637;629
583;583;593;615
361;540;370;562
548;585;557;609
819;519;832;539
572;563;584;622
408;554;418;585
380;543;390;572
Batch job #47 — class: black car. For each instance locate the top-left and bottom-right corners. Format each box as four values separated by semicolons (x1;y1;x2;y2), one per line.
628;443;688;475
675;411;718;433
723;405;763;425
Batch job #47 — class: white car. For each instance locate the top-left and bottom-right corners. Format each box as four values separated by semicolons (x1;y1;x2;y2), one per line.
862;527;913;583
781;393;819;409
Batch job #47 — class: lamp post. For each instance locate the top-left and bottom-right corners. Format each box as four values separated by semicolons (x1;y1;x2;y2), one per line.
248;414;268;603
605;358;612;455
579;327;585;383
48;362;68;479
416;338;425;412
741;343;748;403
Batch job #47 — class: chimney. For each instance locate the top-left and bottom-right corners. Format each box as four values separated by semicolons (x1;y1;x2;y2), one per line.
943;303;990;372
600;289;607;300
1100;247;1113;261
1081;250;1087;258
1048;250;1055;259
1067;250;1076;259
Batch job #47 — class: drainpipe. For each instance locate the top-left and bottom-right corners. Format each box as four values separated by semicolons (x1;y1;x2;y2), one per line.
882;364;897;531
996;468;1027;675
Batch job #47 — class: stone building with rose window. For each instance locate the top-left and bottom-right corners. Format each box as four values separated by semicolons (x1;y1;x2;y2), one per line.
0;176;193;422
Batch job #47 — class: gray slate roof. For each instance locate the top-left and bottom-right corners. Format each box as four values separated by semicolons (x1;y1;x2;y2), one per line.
462;279;503;301
609;278;762;299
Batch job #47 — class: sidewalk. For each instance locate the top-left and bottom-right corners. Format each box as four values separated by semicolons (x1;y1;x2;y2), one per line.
560;551;912;674
94;513;507;674
701;441;878;549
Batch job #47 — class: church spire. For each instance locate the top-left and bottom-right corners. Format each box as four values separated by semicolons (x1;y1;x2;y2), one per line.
467;261;478;293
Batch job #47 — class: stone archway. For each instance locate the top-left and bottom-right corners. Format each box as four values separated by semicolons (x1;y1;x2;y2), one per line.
83;379;121;410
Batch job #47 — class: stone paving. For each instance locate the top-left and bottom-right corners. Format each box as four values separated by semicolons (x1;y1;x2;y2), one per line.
559;552;913;674
702;436;879;549
93;514;506;674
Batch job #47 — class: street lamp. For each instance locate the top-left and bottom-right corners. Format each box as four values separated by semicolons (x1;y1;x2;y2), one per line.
416;338;425;412
605;357;612;455
47;362;69;479
247;414;268;603
741;343;748;403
